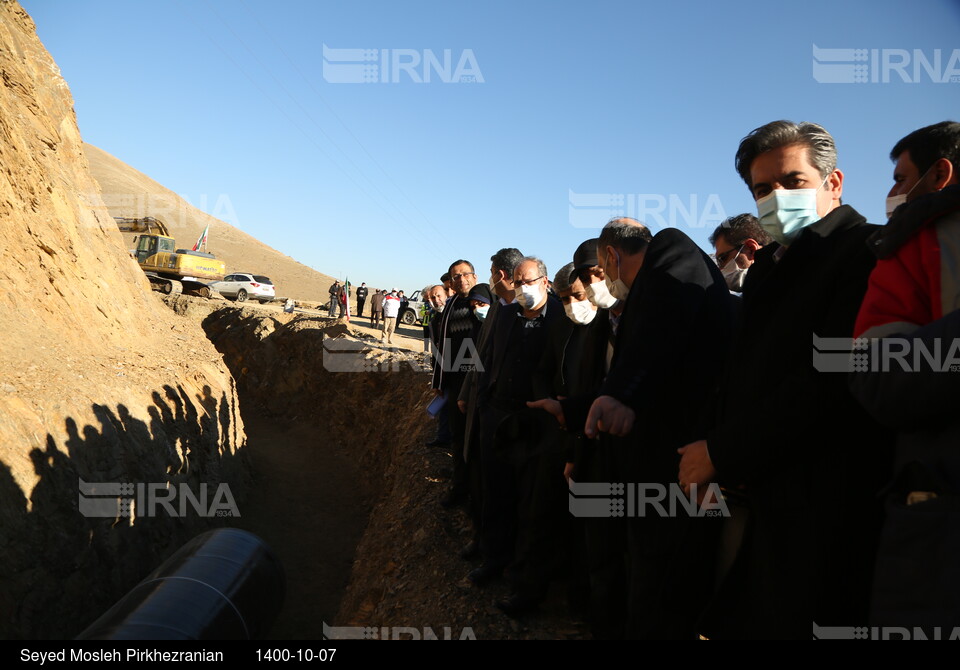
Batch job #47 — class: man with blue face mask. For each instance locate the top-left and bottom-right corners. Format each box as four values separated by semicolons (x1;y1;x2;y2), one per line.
678;120;893;639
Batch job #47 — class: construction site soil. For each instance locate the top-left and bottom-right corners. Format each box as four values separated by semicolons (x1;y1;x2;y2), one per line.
165;296;590;640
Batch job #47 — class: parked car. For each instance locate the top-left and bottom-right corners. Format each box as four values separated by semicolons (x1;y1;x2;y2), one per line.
209;273;276;304
400;289;424;325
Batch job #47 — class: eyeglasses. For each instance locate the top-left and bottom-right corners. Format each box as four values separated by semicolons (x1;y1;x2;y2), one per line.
510;275;545;289
451;272;476;282
715;245;743;269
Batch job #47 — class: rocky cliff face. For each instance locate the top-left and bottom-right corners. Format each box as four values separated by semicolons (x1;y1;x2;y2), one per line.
0;2;248;638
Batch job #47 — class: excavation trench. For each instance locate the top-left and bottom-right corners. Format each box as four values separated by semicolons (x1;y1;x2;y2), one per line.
164;296;590;639
162;297;432;638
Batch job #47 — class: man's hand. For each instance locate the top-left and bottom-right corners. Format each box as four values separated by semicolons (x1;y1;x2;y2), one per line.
677;440;716;504
563;461;575;484
457;399;467;414
526;398;566;429
584;395;634;438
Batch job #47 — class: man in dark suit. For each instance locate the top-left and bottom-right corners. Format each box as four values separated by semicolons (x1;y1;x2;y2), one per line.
678;120;893;638
535;218;735;638
457;248;523;557
355;282;369;318
562;239;629;638
432;261;481;507
471;257;565;615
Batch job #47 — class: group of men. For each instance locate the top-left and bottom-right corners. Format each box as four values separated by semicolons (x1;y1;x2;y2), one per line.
420;119;960;639
327;281;412;343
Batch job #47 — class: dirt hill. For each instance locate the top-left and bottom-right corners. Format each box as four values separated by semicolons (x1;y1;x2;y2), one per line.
0;1;247;638
83;143;339;304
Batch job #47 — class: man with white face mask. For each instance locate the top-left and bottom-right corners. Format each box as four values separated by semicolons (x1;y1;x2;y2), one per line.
472;256;564;615
709;213;771;293
850;121;960;629
572;237;620;311
678;120;893;639
531;219;734;638
542;261;626;637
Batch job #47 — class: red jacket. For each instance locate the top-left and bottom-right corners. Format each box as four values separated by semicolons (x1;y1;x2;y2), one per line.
854;185;960;339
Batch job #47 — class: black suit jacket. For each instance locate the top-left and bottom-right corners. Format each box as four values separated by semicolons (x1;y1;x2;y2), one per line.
479;294;563;411
703;204;894;638
561;228;735;482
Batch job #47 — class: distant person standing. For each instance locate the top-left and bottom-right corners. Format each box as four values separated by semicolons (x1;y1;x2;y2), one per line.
420;285;437;353
397;290;409;327
371;289;384;328
338;282;349;318
382;289;401;344
356;282;369;318
328;281;341;317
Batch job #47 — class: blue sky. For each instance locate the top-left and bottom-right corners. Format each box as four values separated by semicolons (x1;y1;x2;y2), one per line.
23;0;960;294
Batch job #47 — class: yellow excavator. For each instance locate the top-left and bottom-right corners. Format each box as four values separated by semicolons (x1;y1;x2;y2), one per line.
117;218;225;297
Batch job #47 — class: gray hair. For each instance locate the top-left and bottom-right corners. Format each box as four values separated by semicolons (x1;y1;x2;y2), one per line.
517;256;548;281
735;120;837;190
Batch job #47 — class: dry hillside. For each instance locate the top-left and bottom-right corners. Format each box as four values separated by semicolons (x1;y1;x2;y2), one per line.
0;1;248;638
84;142;339;303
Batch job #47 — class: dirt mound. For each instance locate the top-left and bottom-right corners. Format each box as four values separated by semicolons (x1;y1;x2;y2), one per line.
0;1;247;638
83;142;341;304
189;300;430;488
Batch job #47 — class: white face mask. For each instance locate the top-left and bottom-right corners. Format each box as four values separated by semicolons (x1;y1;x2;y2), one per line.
474;304;490;321
603;250;629;301
718;245;748;291
885;193;907;219
564;298;597;325
722;264;748;291
586;279;618;309
519;281;543;310
885;165;933;218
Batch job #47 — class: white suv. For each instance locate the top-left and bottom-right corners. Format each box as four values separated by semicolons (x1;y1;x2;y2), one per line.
210;273;276;304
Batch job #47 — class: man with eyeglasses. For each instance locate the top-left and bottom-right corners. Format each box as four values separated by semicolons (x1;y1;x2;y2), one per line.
709;213;771;293
432;260;481;509
471;257;564;616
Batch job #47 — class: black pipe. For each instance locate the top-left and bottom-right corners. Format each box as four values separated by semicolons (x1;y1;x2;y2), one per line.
77;528;285;640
